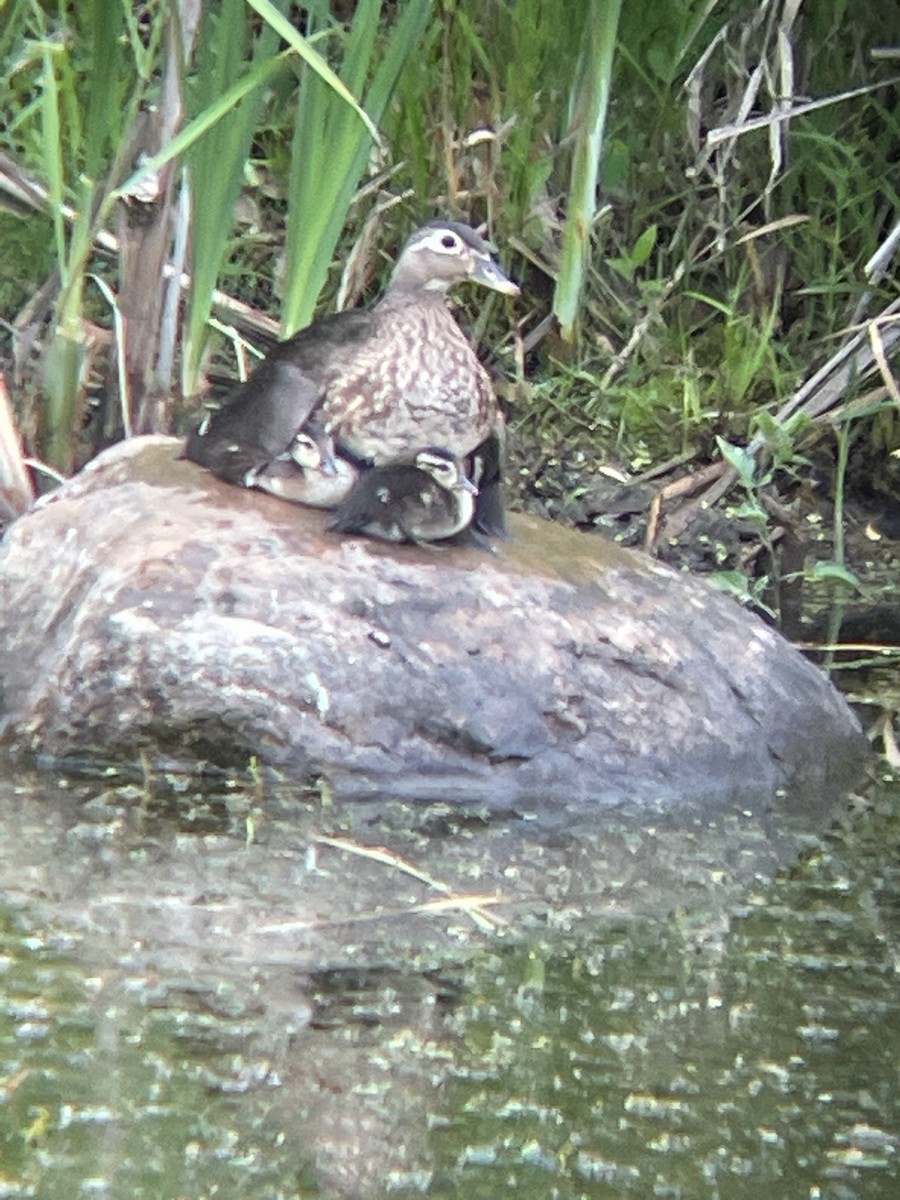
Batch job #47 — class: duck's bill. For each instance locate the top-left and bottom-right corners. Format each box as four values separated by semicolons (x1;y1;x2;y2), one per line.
472;254;520;296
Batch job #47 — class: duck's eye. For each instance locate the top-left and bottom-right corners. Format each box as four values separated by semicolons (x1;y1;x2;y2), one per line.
441;234;459;249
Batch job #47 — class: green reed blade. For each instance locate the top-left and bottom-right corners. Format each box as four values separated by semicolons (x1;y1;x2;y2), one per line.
246;0;379;140
281;0;430;335
553;0;622;341
179;0;287;392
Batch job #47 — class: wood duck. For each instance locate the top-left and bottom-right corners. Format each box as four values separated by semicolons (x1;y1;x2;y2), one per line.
244;422;358;508
184;220;518;532
326;448;478;545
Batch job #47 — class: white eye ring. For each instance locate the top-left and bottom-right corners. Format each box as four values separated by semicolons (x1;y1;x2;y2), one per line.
440;233;459;250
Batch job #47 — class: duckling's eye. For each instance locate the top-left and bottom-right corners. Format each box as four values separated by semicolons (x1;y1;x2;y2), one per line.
441;234;459;249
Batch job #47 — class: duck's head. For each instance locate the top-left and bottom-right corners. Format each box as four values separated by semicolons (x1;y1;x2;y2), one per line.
414;448;479;495
291;422;343;477
390;221;519;297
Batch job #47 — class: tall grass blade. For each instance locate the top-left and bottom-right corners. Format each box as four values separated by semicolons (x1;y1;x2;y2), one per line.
554;0;622;340
281;0;431;335
81;0;126;180
246;0;379;139
112;52;291;203
39;42;66;276
180;0;287;392
38;37;85;471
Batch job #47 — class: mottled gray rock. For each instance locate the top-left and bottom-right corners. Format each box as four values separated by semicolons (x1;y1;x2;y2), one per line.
0;436;865;818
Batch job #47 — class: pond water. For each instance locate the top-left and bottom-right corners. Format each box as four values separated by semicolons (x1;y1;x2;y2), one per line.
0;759;897;1198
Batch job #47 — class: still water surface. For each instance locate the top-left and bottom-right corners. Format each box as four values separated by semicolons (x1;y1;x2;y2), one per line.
0;762;897;1198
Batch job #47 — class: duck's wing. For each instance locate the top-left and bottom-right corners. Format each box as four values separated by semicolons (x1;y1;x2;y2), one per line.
272;307;375;368
468;432;507;538
185;359;321;484
185;305;380;484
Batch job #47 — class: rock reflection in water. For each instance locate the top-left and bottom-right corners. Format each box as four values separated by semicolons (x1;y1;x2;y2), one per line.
0;761;897;1197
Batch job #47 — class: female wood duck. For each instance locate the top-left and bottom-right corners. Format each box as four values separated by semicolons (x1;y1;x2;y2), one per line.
184;220;518;532
244;422;357;508
326;448;478;545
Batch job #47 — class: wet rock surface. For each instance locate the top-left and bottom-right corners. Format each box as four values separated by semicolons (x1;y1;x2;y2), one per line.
0;435;866;817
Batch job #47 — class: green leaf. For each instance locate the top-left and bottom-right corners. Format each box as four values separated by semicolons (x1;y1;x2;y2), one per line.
706;571;777;618
715;436;756;488
39;41;65;276
81;0;126;179
729;500;767;523
809;561;862;589
600;137;630;191
629;223;657;267
682;290;733;318
180;0;288;390
606;255;634;282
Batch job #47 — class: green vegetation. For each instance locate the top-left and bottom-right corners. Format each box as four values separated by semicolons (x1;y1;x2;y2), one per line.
1;0;897;645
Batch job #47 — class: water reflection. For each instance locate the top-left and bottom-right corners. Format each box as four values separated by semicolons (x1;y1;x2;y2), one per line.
426;841;900;1198
0;762;897;1198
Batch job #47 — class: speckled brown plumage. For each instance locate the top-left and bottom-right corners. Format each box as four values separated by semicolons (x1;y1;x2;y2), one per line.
316;295;499;464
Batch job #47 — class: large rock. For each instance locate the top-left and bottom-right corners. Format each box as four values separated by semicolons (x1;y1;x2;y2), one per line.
0;436;865;818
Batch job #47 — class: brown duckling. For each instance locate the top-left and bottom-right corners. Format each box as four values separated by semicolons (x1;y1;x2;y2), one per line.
327;448;478;545
245;424;357;509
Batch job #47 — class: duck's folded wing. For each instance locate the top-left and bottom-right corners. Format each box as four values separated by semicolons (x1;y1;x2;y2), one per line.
185;360;321;483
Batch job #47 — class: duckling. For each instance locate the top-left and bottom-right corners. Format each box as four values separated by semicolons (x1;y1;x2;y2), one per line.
184;221;518;533
327;448;478;545
245;424;357;509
